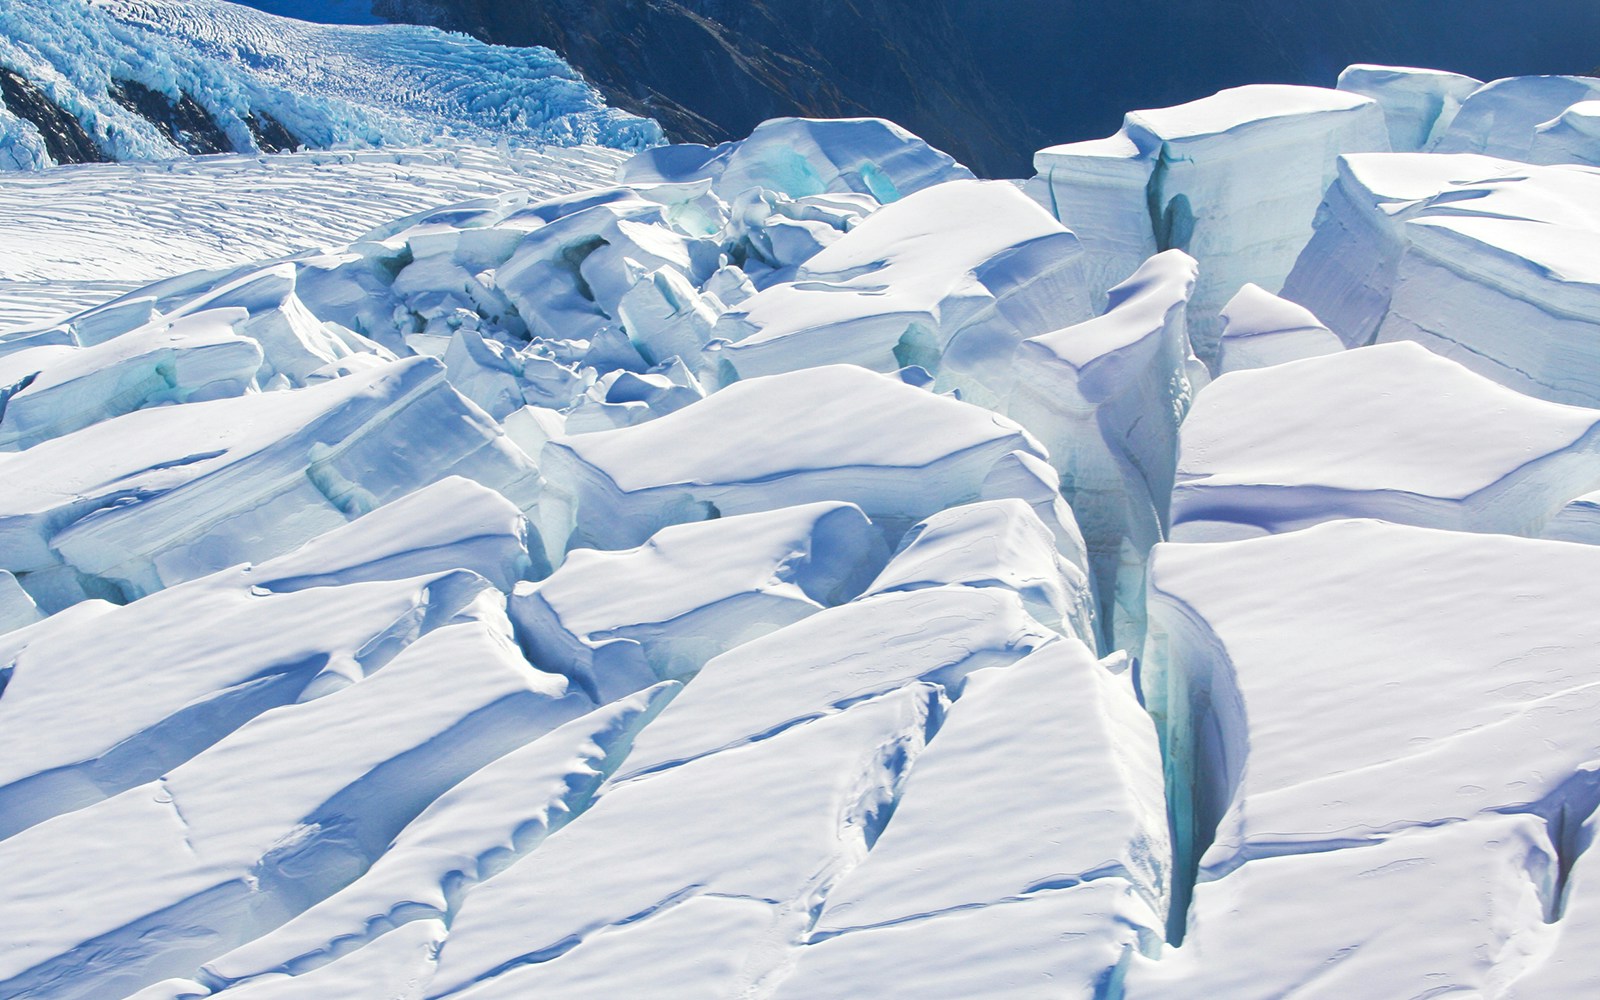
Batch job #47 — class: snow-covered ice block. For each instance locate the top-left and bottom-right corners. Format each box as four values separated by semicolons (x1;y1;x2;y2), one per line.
540;363;1046;558
1031;85;1388;358
508;502;889;703
714;180;1095;404
1434;75;1600;162
1126;817;1556;999
206;918;447;1000
0;309;262;450
1143;521;1600;930
496;191;715;343
199;685;673;991
1370;163;1600;406
773;883;1159;1000
614;586;1052;782
0;568;41;635
1008;250;1205;650
0;356;540;603
1530;100;1600;168
810;640;1168;933
979;448;1091;570
618;116;974;205
1278;151;1527;348
1171;342;1600;541
423;685;942;999
1335;63;1482;152
0;564;522;840
0;597;589;1000
1213;282;1341;373
245;475;543;593
1027;132;1159;313
863;500;1094;645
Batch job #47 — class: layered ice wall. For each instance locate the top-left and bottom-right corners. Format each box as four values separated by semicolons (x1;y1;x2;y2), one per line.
1029;84;1388;364
7;61;1600;1000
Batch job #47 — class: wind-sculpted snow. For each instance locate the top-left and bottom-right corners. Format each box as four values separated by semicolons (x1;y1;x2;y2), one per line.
12;66;1600;999
1434;75;1600;163
1030;84;1389;362
1213;282;1341;373
1140;521;1600;990
0;0;657;170
1172;342;1600;541
540;363;1048;558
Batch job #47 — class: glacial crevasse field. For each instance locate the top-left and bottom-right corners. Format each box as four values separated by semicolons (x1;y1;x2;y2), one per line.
3;5;1600;996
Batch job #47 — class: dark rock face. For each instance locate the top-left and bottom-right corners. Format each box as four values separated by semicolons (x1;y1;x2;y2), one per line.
245;111;300;154
0;68;107;165
368;0;1600;178
108;79;234;155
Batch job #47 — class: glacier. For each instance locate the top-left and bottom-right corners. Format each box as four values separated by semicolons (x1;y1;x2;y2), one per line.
5;34;1600;1000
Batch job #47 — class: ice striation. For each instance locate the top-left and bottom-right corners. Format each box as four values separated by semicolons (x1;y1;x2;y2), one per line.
1030;84;1388;361
7;54;1600;1000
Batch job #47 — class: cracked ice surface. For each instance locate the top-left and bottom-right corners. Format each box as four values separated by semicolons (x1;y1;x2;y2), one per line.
6;60;1600;1000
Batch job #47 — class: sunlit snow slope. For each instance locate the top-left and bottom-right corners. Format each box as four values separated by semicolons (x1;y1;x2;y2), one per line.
3;58;1600;1000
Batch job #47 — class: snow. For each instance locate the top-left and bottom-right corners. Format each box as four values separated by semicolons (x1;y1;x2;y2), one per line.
0;145;628;332
1142;520;1600;982
1030;84;1389;362
1214;281;1342;373
539;363;1048;558
1172;342;1600;541
619;116;974;204
714;179;1095;403
0;0;657;170
1434;74;1600;162
8;54;1600;999
508;502;889;703
1336;63;1482;152
1008;249;1206;650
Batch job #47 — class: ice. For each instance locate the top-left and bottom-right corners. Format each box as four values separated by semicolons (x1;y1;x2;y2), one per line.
1277;151;1527;348
0;593;588;1000
1434;75;1600;162
508;502;890;703
1544;489;1600;545
617;116;974;205
198;686;672;992
0;0;657;170
0;309;261;449
1143;520;1600;956
1172;342;1600;541
1531;100;1600;168
1007;250;1206;650
0;568;42;635
713;180;1095;404
808;640;1167;934
863;500;1094;645
1030;85;1388;359
1281;153;1600;407
0;478;539;840
423;685;942;999
1335;64;1482;152
1213;282;1341;374
1126;817;1555;999
539;363;1046;558
0;357;540;605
